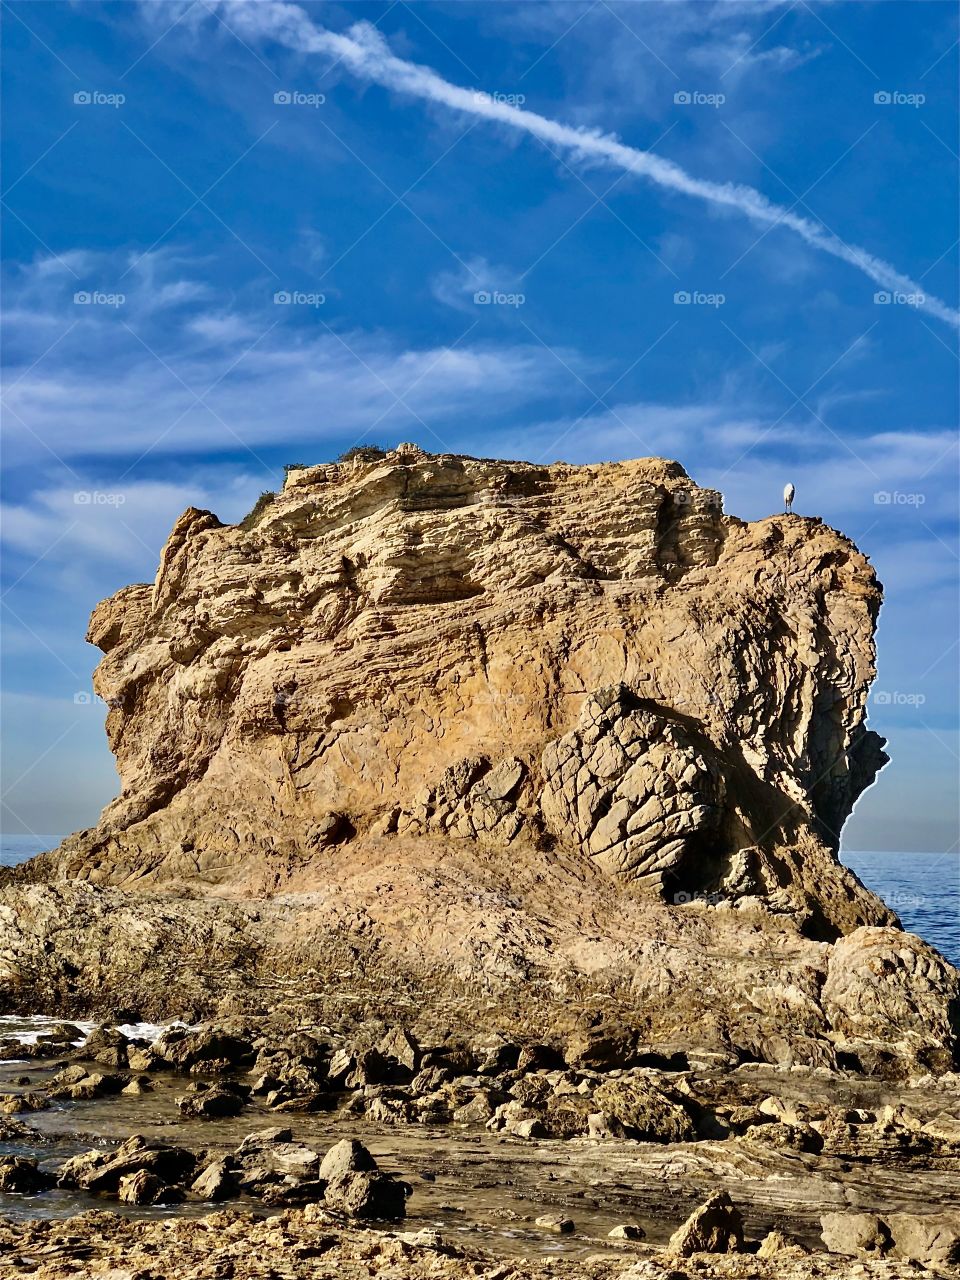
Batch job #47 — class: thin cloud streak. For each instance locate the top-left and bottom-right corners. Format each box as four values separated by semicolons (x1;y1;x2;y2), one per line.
216;0;959;330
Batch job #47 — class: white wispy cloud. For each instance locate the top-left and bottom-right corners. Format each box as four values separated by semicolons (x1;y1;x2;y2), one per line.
210;1;958;330
2;247;574;465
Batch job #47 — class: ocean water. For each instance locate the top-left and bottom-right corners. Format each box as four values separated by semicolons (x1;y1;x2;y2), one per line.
1;836;957;967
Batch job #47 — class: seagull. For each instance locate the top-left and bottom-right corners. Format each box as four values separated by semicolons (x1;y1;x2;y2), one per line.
783;482;795;515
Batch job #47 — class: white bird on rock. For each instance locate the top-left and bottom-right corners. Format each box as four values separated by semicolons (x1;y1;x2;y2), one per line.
783;482;795;515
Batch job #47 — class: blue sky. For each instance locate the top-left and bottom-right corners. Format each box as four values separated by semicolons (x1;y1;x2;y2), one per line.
1;0;957;855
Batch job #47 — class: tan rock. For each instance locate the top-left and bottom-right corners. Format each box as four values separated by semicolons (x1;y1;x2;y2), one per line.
2;449;950;1076
668;1190;744;1255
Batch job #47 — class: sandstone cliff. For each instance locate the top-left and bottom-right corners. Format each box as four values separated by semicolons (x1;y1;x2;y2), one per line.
41;447;888;918
3;446;956;1074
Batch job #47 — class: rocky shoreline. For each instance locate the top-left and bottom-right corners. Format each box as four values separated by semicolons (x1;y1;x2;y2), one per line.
1;1017;959;1276
2;449;958;1276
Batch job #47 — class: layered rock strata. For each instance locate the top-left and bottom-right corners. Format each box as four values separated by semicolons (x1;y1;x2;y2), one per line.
2;447;955;1074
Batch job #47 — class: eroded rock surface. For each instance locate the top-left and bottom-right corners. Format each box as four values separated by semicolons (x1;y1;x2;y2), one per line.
0;448;955;1076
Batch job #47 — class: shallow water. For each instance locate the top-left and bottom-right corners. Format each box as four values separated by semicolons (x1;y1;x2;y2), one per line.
842;849;960;967
0;1052;674;1257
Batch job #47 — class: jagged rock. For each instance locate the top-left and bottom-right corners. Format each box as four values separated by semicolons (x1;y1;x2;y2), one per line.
49;1070;125;1101
81;1025;129;1061
592;1076;695;1143
0;1156;52;1193
237;1127;294;1152
668;1190;744;1255
176;1084;247;1119
117;1169;181;1205
757;1230;808;1257
121;1075;153;1096
57;1136;197;1192
127;1046;166;1072
160;1027;254;1071
452;1090;503;1125
378;1027;421;1073
190;1159;237;1201
245;1143;320;1180
564;1027;639;1071
0;1092;47;1114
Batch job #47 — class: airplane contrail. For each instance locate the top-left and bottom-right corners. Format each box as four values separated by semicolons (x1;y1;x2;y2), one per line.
217;0;959;330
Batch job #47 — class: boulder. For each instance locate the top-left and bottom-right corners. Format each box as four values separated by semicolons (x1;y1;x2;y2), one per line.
57;1136;197;1193
592;1077;695;1143
236;1127;293;1153
535;1214;574;1234
176;1085;246;1118
80;1025;129;1059
377;1027;421;1073
117;1169;181;1205
820;1211;892;1257
318;1138;377;1183
161;1027;254;1071
887;1213;960;1266
565;1028;639;1071
451;1089;504;1125
668;1191;744;1256
345;1048;397;1087
121;1075;153;1096
822;929;960;1076
517;1043;564;1073
0;1092;48;1114
127;1046;166;1072
190;1159;238;1201
0;1156;53;1193
608;1224;645;1241
757;1230;808;1257
326;1048;354;1084
324;1170;407;1220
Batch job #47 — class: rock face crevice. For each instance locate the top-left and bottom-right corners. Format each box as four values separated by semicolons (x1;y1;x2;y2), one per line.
5;445;953;1074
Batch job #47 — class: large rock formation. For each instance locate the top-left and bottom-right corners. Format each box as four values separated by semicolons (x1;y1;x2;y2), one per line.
2;447;956;1071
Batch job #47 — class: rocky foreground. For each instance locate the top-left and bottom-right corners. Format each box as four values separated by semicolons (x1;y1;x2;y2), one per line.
1;1017;959;1276
0;447;958;1275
